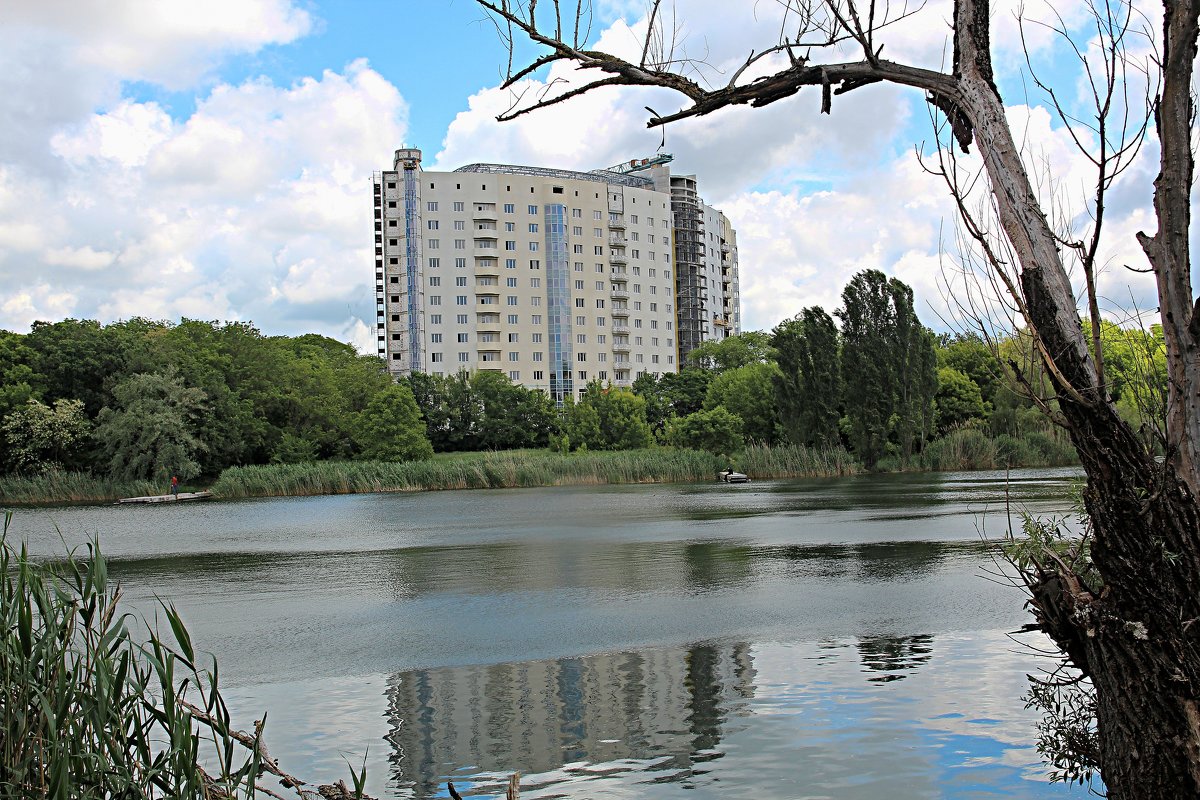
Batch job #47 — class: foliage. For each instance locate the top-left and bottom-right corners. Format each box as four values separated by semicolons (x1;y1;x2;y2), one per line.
837;270;938;466
568;381;654;450
771;307;842;447
354;383;435;462
666;406;745;454
935;367;987;434
685;331;774;372
95;370;207;483
703;362;782;444
1;398;91;474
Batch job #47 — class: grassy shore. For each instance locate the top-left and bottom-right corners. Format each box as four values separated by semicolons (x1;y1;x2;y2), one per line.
877;427;1078;472
208;444;861;499
0;470;162;507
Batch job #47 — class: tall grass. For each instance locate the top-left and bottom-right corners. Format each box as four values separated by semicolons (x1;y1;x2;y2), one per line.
0;511;368;798
0;469;161;506
211;445;861;499
878;427;1078;472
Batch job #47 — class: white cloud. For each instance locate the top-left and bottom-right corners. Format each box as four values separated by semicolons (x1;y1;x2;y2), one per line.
0;61;408;341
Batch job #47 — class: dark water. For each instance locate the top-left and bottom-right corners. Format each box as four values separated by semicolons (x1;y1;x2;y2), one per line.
11;468;1091;798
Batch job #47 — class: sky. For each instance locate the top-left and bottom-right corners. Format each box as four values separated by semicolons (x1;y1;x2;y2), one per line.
0;0;1166;351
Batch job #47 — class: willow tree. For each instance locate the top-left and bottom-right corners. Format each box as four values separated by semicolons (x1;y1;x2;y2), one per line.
473;0;1200;795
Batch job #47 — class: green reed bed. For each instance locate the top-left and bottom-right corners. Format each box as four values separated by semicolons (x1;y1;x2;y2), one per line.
0;511;366;798
210;445;866;500
0;469;161;506
740;443;862;479
878;427;1079;472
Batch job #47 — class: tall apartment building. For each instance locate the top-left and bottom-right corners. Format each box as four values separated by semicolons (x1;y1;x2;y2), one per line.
372;149;740;402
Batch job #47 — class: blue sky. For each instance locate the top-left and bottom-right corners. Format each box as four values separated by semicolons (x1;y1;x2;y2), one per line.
0;0;1164;349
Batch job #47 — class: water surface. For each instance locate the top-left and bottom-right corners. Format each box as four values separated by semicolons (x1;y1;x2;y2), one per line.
11;468;1089;798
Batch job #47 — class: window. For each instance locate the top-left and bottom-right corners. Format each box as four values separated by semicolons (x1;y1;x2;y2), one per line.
528;223;539;233
594;227;603;237
506;277;518;287
573;226;583;236
388;201;396;208
597;353;607;362
508;351;519;361
577;371;587;380
573;244;584;254
650;303;657;311
387;182;396;189
427;220;439;230
528;204;538;214
508;333;520;342
596;317;606;326
455;258;467;268
532;315;542;324
532;333;543;343
456;296;467;305
457;333;469;343
389;276;399;283
634;319;642;328
454;220;465;231
431;352;443;362
595;281;604;290
572;208;582;218
507;296;518;306
457;314;468;324
529;260;540;269
631;215;638;224
530;277;541;288
428;257;440;268
453;201;465;212
430;314;441;324
428;239;439;249
508;314;519;324
594;246;603;255
534;370;544;380
576;334;587;344
509;370;520;380
429;277;441;286
531;297;541;306
529;242;539;251
429;295;441;305
454;239;466;250
504;203;515;213
597;334;606;343
389;238;398;246
455;276;467;286
593;210;602;219
533;352;543;361
596;264;604;273
506;241;517;250
458;352;470;362
506;258;517;269
575;315;586;326
575;280;585;290
431;334;443;343
505;222;516;231
631;232;639;241
575;298;585;308
388;220;397;228
632;249;640;259
652;355;660;364
577;353;587;362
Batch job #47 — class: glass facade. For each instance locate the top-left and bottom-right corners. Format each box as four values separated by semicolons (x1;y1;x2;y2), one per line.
544;203;573;404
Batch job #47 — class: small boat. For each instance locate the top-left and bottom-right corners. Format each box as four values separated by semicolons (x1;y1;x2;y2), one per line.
116;491;214;505
718;470;751;484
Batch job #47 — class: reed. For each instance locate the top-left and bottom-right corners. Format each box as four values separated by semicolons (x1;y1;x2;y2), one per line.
0;511;369;799
879;428;1079;472
0;469;161;506
210;445;865;499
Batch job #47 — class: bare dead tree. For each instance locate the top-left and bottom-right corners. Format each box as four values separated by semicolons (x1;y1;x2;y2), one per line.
472;0;1200;796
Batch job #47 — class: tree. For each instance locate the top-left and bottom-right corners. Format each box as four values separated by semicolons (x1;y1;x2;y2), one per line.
354;383;434;462
772;307;842;447
666;407;745;455
934;367;986;434
94;371;207;482
685;331;774;372
570;381;653;450
1;399;91;474
474;2;1200;793
703;362;781;444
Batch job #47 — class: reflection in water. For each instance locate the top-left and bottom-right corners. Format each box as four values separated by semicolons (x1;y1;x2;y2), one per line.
383;643;756;798
857;634;935;682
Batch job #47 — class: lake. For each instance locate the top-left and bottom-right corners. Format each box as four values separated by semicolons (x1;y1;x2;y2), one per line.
10;467;1092;798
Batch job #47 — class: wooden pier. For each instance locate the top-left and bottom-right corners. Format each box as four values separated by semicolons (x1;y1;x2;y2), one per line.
116;491;214;505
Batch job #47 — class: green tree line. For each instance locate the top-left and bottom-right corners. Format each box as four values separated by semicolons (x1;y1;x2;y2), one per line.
0;269;1166;486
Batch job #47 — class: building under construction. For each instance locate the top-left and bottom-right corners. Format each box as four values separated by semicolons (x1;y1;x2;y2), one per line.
372;149;740;400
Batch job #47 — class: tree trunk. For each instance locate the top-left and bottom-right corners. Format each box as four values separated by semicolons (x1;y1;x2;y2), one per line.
950;0;1200;795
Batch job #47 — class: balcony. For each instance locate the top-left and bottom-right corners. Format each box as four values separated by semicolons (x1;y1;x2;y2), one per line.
475;285;501;296
608;234;626;247
611;341;631;353
607;217;626;230
610;306;629;318
609;252;627;265
477;316;502;333
610;288;629;301
473;204;498;220
611;324;630;335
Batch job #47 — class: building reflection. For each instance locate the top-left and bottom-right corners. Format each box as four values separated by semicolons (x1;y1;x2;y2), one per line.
382;642;756;798
856;634;935;682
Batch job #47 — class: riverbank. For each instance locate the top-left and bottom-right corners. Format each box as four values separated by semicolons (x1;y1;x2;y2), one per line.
0;432;1075;506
